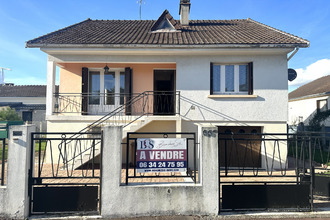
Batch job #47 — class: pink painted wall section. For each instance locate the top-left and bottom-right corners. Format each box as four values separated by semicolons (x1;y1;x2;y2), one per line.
58;63;176;94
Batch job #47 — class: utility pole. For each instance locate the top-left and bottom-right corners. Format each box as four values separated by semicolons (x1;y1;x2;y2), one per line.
0;67;11;85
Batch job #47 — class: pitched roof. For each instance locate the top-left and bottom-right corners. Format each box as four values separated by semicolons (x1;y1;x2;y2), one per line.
26;14;309;48
289;75;330;100
0;85;46;97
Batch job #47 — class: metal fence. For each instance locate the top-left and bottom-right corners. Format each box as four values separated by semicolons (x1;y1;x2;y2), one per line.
0;138;6;186
29;132;102;215
218;131;330;212
124;132;198;185
218;132;313;212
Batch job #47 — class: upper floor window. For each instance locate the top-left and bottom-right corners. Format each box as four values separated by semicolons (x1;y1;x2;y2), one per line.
210;63;253;95
317;99;328;113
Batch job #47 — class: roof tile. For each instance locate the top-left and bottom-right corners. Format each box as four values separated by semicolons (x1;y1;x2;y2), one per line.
26;17;309;47
289;75;330;100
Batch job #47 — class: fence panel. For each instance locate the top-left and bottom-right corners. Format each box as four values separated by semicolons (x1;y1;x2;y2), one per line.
0;138;6;186
29;132;102;215
219;133;312;212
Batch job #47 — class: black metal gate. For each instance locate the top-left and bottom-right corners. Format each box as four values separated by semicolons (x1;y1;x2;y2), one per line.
28;132;102;215
218;132;313;212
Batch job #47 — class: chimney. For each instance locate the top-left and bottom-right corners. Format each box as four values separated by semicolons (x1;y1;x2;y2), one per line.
179;0;191;26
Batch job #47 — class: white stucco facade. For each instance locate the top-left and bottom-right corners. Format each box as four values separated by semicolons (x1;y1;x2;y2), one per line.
45;48;290;126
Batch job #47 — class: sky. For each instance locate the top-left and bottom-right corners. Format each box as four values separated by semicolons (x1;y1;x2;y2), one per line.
0;0;330;92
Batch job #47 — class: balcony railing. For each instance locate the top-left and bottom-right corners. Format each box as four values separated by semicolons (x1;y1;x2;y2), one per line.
54;91;180;116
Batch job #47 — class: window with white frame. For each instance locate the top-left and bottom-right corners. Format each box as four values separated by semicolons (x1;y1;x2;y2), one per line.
211;63;253;95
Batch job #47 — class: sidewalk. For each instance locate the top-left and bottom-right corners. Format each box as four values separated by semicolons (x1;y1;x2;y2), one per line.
29;210;330;220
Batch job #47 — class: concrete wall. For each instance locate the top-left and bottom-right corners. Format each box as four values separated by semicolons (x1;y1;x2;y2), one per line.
289;95;330;127
101;125;219;218
0;125;35;219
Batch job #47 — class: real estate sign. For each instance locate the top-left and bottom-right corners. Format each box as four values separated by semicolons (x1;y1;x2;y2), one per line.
136;138;187;173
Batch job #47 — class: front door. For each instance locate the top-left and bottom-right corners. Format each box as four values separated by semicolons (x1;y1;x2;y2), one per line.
153;70;176;115
88;69;125;114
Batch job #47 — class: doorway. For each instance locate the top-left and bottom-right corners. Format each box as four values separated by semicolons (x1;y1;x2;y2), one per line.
153;70;176;115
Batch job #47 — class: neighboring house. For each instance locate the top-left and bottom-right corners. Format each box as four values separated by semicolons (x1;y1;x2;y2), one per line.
0;84;48;132
289;75;330;132
26;0;309;169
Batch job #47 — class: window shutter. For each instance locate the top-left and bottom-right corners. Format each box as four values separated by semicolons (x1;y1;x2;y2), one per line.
210;63;214;95
248;62;253;95
125;67;133;115
81;67;88;115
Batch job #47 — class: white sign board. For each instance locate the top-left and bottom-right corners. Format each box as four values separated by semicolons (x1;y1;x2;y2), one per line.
136;138;187;173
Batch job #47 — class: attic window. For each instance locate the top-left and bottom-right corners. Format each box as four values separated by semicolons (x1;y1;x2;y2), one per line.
158;18;175;31
152;17;176;32
151;10;181;33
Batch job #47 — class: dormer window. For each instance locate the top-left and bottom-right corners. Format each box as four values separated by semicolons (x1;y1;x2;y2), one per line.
151;10;181;33
155;18;176;32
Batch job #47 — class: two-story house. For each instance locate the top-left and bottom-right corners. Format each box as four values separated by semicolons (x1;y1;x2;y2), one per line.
26;0;309;169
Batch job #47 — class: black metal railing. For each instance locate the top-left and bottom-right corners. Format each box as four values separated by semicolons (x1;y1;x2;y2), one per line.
29;132;102;215
124;132;197;185
0;138;6;186
54;91;180;116
218;132;314;211
30;132;102;184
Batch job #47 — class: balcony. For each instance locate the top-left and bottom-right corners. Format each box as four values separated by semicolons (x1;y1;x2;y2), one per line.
53;91;180;116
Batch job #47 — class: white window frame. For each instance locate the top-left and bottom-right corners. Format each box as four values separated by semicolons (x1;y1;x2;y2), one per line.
88;68;125;114
213;64;249;95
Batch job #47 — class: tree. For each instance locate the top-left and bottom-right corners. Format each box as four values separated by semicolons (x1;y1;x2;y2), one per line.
308;109;330;132
0;107;22;121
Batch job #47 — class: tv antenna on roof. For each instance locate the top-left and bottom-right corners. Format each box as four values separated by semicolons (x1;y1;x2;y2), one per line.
137;0;145;20
0;67;11;85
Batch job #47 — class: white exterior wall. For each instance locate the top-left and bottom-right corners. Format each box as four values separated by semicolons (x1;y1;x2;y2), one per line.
47;49;289;125
289;96;330;126
177;54;288;123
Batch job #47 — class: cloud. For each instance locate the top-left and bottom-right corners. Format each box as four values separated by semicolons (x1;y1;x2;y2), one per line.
289;59;330;87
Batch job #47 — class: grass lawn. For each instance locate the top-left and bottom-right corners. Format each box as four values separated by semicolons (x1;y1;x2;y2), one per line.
0;140;46;161
288;141;330;166
0;144;8;162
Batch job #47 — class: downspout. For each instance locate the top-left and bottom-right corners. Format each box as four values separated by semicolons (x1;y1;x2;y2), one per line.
287;47;299;61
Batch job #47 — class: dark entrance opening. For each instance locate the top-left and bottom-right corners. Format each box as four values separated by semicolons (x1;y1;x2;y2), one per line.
153;70;176;115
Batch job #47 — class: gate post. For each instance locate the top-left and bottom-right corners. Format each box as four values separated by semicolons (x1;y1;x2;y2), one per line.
101;125;123;217
200;126;219;213
6;125;35;218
